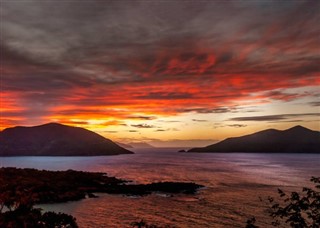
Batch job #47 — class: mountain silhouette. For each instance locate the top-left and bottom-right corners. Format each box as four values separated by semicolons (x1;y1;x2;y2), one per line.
129;142;155;148
188;126;320;153
0;123;133;156
116;142;134;149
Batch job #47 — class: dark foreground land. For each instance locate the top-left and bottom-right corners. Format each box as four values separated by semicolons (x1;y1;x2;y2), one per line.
0;167;203;227
0;167;203;203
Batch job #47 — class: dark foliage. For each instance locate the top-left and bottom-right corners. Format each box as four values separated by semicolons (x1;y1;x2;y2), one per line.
245;217;258;228
131;219;158;228
0;209;78;228
40;212;78;228
131;219;174;228
247;177;320;228
268;177;320;227
0;187;78;228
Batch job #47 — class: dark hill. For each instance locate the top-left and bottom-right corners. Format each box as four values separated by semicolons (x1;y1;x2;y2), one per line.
0;123;133;156
188;125;320;153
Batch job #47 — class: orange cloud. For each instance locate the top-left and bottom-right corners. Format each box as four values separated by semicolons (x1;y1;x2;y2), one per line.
1;19;319;131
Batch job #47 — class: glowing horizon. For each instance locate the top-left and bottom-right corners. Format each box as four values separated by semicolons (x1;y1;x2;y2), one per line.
1;1;319;147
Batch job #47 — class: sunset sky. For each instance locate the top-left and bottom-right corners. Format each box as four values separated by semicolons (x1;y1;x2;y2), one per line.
1;1;319;147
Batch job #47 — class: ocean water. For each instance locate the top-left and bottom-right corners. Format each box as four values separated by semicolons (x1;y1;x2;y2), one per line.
1;149;319;227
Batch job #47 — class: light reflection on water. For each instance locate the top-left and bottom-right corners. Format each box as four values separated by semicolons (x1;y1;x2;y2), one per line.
1;149;320;227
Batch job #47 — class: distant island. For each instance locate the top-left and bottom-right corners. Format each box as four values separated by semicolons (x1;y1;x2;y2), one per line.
188;126;320;153
0;123;133;156
129;142;155;148
116;142;155;149
116;142;134;149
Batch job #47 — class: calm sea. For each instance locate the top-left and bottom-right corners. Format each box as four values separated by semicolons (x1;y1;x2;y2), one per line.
1;149;319;227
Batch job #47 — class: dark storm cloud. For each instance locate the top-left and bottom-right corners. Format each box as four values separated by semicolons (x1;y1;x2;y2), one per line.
1;0;320;126
1;1;209;65
2;0;319;78
230;113;320;122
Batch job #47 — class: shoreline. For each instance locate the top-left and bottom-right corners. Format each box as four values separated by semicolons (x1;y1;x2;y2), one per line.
0;167;203;205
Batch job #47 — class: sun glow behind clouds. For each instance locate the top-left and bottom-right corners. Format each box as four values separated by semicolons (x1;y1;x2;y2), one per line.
1;1;319;146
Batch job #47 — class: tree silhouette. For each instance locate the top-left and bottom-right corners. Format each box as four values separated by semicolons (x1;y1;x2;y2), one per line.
245;217;258;228
247;177;320;228
0;188;78;227
130;219;174;228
